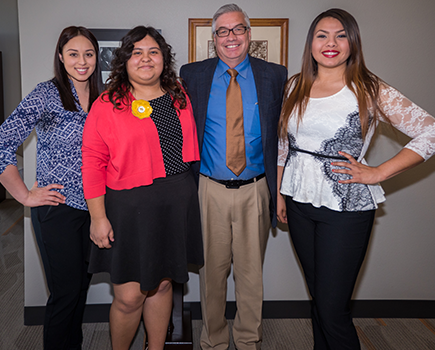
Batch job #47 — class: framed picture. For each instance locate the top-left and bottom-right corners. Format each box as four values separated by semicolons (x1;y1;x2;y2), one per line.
90;29;130;85
188;18;288;68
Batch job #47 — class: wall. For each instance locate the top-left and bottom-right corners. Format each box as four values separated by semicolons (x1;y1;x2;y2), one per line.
0;0;21;118
0;0;22;198
17;0;435;307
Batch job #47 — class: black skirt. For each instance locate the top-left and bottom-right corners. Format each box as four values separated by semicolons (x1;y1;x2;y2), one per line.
88;170;204;291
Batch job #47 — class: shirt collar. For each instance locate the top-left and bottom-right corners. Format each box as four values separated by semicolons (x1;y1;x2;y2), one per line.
216;55;250;80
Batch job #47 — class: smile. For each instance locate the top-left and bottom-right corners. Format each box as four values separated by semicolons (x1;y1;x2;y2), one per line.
75;68;89;74
322;50;340;58
225;44;240;49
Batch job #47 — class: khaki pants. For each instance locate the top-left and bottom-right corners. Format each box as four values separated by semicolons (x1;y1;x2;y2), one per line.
198;175;271;350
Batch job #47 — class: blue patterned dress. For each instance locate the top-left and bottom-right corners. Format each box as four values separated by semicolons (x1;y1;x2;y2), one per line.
0;79;88;210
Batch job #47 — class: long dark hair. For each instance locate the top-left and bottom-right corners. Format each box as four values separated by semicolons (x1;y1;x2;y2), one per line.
53;26;101;112
279;8;387;140
103;26;186;110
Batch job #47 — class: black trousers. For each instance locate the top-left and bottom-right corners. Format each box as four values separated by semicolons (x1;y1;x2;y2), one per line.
286;197;375;350
31;204;92;350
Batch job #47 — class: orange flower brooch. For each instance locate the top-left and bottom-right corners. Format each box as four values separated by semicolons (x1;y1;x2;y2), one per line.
132;100;153;119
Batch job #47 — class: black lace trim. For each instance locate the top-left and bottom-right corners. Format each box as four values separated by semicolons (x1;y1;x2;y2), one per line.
285;110;376;211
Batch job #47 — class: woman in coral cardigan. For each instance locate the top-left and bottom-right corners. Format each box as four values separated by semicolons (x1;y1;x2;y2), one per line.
81;26;203;350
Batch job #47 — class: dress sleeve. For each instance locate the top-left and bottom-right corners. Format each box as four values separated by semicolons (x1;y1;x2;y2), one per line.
0;83;47;174
81;99;110;199
379;84;435;161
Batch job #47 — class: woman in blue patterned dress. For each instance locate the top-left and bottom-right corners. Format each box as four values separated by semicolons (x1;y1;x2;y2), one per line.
0;26;101;349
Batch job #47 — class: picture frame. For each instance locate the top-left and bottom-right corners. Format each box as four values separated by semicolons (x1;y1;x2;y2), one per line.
188;18;289;68
90;29;130;85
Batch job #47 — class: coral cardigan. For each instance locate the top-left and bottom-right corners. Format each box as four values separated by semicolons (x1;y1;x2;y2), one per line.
81;92;200;199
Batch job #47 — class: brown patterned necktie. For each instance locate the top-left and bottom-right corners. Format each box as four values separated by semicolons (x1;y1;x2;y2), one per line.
226;69;246;176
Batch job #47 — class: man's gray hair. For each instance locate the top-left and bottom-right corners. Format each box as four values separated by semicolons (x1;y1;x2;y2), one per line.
211;4;251;34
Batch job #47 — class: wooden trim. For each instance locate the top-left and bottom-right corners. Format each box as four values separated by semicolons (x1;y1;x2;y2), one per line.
188;18;212;63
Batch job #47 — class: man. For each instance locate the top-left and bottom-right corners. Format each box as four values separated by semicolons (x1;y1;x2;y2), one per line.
180;4;287;350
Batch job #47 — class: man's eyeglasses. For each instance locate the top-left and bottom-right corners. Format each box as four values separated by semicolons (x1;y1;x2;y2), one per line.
214;25;248;37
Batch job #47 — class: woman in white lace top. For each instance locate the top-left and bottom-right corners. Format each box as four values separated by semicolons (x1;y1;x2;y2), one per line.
277;8;435;350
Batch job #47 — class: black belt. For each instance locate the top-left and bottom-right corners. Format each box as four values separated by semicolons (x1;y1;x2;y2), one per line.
290;146;351;160
204;173;265;189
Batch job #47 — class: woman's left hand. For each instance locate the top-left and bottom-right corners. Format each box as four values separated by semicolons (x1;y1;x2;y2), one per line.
332;151;383;185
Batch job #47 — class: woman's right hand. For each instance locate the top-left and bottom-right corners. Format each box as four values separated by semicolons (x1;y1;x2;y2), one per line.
90;217;114;249
276;166;288;224
0;166;66;207
24;181;66;207
277;193;288;224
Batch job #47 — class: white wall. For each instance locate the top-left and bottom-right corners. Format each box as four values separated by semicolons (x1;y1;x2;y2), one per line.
17;0;435;306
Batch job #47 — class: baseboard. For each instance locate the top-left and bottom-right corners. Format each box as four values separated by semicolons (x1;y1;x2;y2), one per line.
24;300;435;325
188;300;435;319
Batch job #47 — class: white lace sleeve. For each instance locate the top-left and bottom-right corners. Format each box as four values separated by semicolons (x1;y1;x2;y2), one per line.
379;84;435;161
278;136;288;166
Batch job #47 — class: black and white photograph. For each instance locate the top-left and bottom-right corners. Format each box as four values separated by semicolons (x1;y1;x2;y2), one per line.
90;29;130;85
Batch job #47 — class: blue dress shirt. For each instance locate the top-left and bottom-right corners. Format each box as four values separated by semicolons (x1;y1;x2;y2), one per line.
200;56;264;180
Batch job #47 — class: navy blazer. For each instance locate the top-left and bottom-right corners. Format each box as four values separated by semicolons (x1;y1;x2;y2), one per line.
180;56;287;227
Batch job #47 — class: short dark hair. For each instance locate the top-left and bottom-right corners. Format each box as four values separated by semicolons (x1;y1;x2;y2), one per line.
212;4;250;33
53;26;101;111
104;26;186;110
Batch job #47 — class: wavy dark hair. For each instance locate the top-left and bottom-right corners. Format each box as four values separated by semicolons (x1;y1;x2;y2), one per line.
279;8;387;140
104;26;186;110
53;26;102;112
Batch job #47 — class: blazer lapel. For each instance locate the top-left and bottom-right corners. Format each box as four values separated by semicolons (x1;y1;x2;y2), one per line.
195;58;219;150
250;56;270;148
